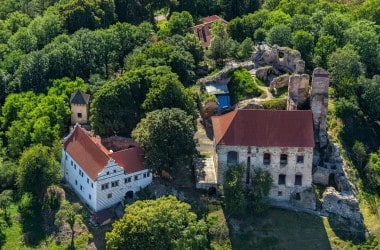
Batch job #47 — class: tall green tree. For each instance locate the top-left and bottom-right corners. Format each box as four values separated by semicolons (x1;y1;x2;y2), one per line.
223;164;246;216
313;35;337;69
292;30;314;67
132;108;196;174
327;44;362;98
142;74;197;117
105;196;208;250
167;11;194;36
365;149;380;192
358;75;380;121
17;144;60;201
266;24;292;47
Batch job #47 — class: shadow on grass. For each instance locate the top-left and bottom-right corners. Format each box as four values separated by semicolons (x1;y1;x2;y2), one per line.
327;215;366;244
20;205;46;246
227;208;331;250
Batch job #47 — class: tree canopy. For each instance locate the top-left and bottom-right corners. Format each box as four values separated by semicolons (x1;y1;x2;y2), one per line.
16;144;60;201
132;108;196;174
105;195;208;250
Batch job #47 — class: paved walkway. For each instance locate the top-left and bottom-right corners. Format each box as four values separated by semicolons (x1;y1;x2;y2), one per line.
194;118;217;189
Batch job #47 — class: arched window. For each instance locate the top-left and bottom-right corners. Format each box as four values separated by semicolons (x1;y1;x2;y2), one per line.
227;151;238;165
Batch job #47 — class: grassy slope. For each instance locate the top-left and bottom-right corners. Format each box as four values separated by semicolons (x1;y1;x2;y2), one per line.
1;202;91;250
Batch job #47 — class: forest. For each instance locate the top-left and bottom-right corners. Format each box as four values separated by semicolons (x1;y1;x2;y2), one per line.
0;0;379;249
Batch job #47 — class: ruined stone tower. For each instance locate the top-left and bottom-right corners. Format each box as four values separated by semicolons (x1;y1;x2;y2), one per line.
287;74;310;110
310;68;329;148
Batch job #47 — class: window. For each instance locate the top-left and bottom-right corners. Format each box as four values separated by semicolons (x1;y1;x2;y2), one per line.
79;169;84;177
263;153;271;165
87;178;89;184
278;174;286;185
143;173;147;178
295;175;302;186
278;191;283;196
77;112;82;118
227;151;238;165
106;171;109;175
297;155;304;164
111;181;119;187
101;183;109;190
295;192;301;200
280;154;288;165
74;164;76;170
65;155;68;160
91;183;93;188
125;177;132;183
147;172;150;177
134;175;139;181
80;185;83;191
113;169;116;173
107;193;112;199
89;194;91;200
71;160;73;166
75;180;77;185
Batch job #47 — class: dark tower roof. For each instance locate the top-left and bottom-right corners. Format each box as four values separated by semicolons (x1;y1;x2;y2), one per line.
70;90;90;105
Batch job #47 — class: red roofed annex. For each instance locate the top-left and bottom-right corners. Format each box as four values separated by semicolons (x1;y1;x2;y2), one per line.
212;109;316;209
191;15;228;48
61;124;152;212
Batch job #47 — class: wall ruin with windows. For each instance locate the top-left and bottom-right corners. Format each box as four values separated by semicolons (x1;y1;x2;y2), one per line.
215;145;314;207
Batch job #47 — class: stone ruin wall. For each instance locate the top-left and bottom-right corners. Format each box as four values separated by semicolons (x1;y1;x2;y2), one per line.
310;68;329;148
216;145;315;209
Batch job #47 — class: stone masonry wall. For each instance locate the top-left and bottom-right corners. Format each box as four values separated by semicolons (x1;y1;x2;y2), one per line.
216;145;313;202
311;68;329;147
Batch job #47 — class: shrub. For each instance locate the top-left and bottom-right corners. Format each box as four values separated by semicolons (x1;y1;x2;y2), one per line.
229;68;262;104
261;98;287;110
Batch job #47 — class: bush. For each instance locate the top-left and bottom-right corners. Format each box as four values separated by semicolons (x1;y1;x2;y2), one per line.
261;98;287;110
229;68;262;104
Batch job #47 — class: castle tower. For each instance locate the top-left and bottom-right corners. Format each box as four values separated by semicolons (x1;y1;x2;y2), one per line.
287;74;310;111
310;68;329;148
70;90;90;125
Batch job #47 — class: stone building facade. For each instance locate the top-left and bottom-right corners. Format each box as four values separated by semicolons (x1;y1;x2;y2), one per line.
212;109;315;206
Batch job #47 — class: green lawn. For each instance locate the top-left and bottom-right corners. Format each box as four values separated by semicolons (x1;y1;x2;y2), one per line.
229;208;331;250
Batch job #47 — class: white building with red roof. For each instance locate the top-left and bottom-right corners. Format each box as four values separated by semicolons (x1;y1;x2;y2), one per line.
212;109;316;208
61;124;152;212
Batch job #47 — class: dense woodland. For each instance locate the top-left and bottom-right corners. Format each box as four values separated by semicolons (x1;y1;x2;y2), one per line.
0;0;379;248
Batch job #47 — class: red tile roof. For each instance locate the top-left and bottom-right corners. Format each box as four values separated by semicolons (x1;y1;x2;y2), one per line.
63;125;145;181
109;147;145;174
212;109;314;147
191;15;228;48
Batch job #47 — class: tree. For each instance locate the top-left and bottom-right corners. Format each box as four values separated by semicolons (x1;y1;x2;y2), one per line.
0;159;17;191
55;201;82;248
208;21;228;65
313;35;337;69
327;44;362;98
320;12;351;47
165;33;204;66
105;196;208;250
358;75;380;121
16;144;60;201
365;149;380;192
7;27;37;53
229;68;261;104
223;164;246;216
345;20;379;76
292;30;314;67
0;190;13;219
142;74;197;117
132;108;196;174
352;141;367;171
237;37;254;60
247;168;273;213
90;78;138;136
266;24;292;47
167;11;194;36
